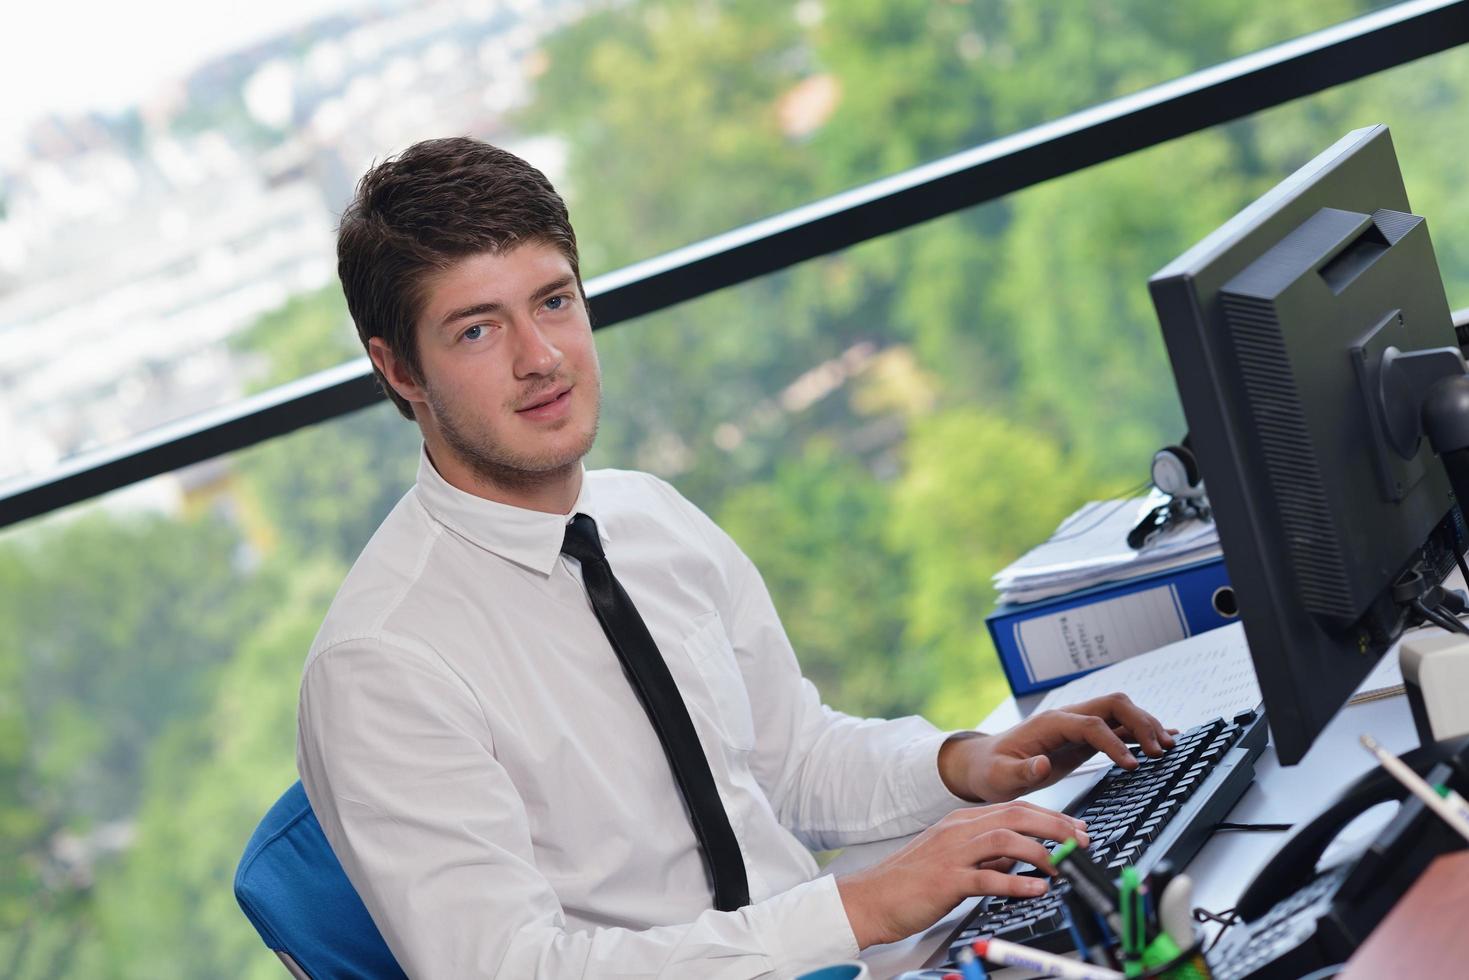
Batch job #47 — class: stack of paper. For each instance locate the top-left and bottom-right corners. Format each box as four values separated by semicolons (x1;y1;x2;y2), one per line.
1035;623;1256;721
994;493;1221;605
1031;624;1259;775
1031;619;1410;775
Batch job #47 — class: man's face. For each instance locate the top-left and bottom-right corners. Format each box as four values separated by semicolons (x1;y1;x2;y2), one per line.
406;242;601;496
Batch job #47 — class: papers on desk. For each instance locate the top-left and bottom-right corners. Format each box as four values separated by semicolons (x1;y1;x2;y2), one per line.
994;493;1221;605
1035;622;1260;733
1034;624;1259;775
1349;648;1405;704
1033;620;1413;774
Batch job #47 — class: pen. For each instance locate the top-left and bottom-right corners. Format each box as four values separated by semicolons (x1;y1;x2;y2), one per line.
1052;839;1124;936
1435;782;1469;822
1061;889;1113;968
1360;733;1469;843
972;938;1126;980
955;943;989;980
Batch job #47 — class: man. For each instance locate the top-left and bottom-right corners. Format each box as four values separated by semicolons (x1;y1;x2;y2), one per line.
299;137;1174;977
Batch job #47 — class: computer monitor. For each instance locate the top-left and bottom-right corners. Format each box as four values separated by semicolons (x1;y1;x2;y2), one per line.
1150;125;1469;765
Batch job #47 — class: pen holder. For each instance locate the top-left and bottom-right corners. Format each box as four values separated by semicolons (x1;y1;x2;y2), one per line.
1133;938;1212;980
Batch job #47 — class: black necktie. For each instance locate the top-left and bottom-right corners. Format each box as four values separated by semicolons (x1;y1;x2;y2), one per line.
561;512;750;912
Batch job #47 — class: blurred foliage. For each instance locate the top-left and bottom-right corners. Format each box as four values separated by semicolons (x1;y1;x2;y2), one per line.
229;285;358;391
3;0;1468;974
76;560;343;979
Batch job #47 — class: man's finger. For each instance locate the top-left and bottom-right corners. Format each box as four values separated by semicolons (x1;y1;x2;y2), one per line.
1107;695;1175;756
988;799;1090;834
999;799;1088;824
966;828;1060;875
968;805;1091;850
1081;693;1176;756
981;752;1073;800
1056;711;1137;769
965;868;1049;899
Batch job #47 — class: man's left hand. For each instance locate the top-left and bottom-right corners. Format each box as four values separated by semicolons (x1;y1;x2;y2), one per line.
938;693;1176;804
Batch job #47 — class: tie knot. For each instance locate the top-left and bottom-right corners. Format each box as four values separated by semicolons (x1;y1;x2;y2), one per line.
561;512;605;563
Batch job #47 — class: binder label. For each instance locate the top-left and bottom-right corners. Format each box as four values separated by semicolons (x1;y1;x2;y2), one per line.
1014;584;1187;683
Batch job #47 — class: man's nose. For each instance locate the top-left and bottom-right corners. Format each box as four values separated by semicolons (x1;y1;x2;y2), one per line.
512;320;562;378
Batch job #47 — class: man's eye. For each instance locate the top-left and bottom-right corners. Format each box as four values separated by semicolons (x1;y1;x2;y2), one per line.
463;325;484;341
545;295;566;311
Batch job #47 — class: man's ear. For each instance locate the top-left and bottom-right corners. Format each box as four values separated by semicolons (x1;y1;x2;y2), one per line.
368;337;428;408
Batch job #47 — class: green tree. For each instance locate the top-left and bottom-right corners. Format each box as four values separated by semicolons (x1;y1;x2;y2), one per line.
78;559;344;979
0;508;273;977
718;440;920;717
988;133;1246;477
887;408;1106;728
231;285;420;566
230;285;358;389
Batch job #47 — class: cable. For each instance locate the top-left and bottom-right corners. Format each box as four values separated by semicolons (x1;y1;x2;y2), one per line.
1046;479;1154;544
1212;821;1293;832
1456;549;1469;592
1424;602;1464;634
1439;606;1469;636
1412;598;1462;634
1191;905;1241;953
1412;598;1469;636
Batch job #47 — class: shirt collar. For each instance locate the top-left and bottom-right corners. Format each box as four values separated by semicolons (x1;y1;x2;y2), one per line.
412;446;607;576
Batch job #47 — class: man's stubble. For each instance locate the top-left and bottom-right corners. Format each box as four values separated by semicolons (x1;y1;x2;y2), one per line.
427;376;601;498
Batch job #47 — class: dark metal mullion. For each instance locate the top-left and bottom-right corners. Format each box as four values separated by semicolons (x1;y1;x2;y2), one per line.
585;0;1469;325
3;0;1468;529
0;364;381;529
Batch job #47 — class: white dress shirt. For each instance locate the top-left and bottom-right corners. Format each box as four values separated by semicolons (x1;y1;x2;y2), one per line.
297;450;967;978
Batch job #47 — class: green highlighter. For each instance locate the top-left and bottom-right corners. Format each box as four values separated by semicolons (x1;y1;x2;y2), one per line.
1119;865;1209;980
1119;867;1147;975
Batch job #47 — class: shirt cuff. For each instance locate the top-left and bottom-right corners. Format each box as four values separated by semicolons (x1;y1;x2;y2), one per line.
752;873;860;973
900;730;975;827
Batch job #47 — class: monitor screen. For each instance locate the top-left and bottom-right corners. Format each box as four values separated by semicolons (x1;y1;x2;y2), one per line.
1149;125;1465;765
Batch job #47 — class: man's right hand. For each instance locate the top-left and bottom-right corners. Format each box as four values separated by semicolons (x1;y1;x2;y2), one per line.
834;802;1089;948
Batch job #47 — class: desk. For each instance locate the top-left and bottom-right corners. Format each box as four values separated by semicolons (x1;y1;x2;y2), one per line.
1338;850;1469;978
839;683;1421;978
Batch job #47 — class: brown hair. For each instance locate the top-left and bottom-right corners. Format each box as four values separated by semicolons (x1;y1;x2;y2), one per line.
336;137;582;419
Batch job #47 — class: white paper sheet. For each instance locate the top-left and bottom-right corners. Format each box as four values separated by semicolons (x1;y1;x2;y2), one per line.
994;493;1221;604
1033;623;1260;773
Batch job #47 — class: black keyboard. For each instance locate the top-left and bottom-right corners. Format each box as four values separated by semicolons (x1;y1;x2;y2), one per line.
919;711;1269;975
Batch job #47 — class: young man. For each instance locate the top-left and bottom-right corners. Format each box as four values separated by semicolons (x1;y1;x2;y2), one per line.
299;137;1174;977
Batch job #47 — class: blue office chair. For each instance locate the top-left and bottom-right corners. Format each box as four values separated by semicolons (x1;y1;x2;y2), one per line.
235;781;408;979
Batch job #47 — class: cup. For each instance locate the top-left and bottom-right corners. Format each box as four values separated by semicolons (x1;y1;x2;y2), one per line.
794;962;870;980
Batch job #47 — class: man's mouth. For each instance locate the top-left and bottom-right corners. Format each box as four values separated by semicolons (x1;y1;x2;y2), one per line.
516;386;572;413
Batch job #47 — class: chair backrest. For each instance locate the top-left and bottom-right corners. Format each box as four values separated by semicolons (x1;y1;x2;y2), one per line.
235;781;407;980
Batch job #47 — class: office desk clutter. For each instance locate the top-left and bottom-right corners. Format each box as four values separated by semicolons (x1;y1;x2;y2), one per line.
876;125;1469;980
889;713;1268;980
988;494;1233;696
992;494;1221;606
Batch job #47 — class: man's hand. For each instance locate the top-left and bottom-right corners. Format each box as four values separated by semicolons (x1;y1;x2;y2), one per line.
938;693;1176;804
836;802;1088;948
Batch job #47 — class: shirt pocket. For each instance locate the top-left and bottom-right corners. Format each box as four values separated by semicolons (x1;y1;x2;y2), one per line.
681;612;757;752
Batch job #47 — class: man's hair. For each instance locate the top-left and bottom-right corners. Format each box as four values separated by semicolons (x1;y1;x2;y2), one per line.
336;137;583;419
